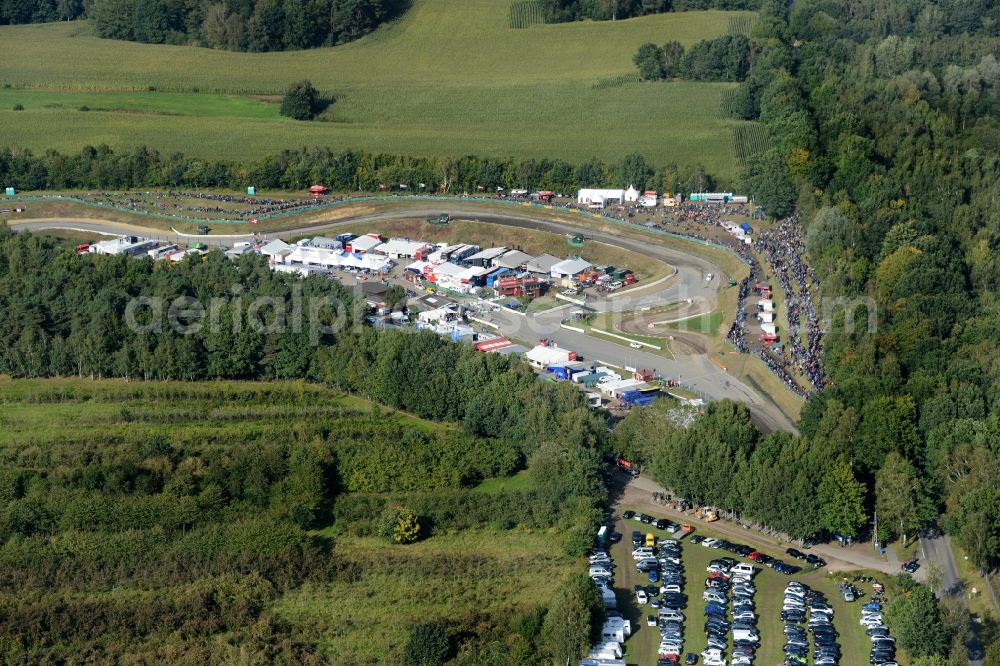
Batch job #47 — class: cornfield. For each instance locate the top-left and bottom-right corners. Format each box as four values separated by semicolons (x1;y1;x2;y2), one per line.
732;123;769;169
719;87;739;117
728;14;756;36
0;3;752;178
508;1;544;29
592;73;641;89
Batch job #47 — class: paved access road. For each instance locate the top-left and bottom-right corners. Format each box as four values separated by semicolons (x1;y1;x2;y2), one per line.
10;205;797;433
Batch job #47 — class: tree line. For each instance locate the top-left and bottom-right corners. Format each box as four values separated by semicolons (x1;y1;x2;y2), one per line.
0;144;719;194
538;0;759;23
2;0;407;52
634;35;751;82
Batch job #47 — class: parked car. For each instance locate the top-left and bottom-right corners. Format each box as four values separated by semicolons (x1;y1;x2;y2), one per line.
805;553;826;568
901;559;920;574
622;510;636;520
785;547;806;560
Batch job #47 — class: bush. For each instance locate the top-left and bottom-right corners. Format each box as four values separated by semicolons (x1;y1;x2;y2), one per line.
377;505;423;544
405;622;451;666
280;80;321;121
12;104;23;111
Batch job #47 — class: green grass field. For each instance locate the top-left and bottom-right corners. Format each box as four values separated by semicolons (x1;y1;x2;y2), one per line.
0;0;756;177
667;310;724;335
275;530;574;663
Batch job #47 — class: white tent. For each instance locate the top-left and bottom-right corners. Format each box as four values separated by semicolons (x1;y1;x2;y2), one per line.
577;188;625;206
624;185;640;202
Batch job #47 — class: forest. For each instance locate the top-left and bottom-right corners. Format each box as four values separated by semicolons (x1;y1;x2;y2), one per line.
0;0;407;51
0;224;610;661
0;145;711;196
610;1;1000;660
538;0;758;23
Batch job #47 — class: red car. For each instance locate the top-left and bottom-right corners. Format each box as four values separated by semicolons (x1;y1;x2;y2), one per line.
748;551;763;561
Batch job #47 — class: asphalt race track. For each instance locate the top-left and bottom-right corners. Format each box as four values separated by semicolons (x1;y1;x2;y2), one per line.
10;204;799;433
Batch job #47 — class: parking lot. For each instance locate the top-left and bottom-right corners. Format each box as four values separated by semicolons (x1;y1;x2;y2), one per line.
609;510;890;665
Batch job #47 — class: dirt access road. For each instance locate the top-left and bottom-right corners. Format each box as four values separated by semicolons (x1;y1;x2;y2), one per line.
616;472;900;574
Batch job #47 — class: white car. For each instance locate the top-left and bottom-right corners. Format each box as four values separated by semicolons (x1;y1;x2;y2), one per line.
660;584;682;594
659;610;684;622
701;538;720;548
701;649;727;666
636;590;648;605
629;341;642;349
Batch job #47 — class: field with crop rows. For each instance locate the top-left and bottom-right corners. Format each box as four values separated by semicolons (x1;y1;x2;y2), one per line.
508;0;544;28
727;13;757;35
0;0;755;178
732;122;770;169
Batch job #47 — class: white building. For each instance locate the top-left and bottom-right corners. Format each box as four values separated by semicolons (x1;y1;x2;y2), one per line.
89;236;160;256
375;238;429;259
417;304;460;324
260;239;292;262
348;234;383;254
550;258;593;279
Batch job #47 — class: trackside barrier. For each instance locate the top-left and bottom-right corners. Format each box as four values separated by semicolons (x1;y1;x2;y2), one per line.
560;323;585;333
588;327;661;351
555;292;587;306
468;316;500;331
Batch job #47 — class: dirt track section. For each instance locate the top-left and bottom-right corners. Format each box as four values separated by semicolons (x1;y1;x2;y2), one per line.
618;473;899;574
613;300;712;357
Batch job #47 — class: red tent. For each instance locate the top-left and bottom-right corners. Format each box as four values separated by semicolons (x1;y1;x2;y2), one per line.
309;185;328;196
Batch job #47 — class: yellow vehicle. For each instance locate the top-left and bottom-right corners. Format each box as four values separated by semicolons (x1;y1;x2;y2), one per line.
694;508;719;522
645;533;656;547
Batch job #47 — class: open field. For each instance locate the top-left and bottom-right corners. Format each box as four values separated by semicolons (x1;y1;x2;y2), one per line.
0;1;756;176
275;530;574;663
